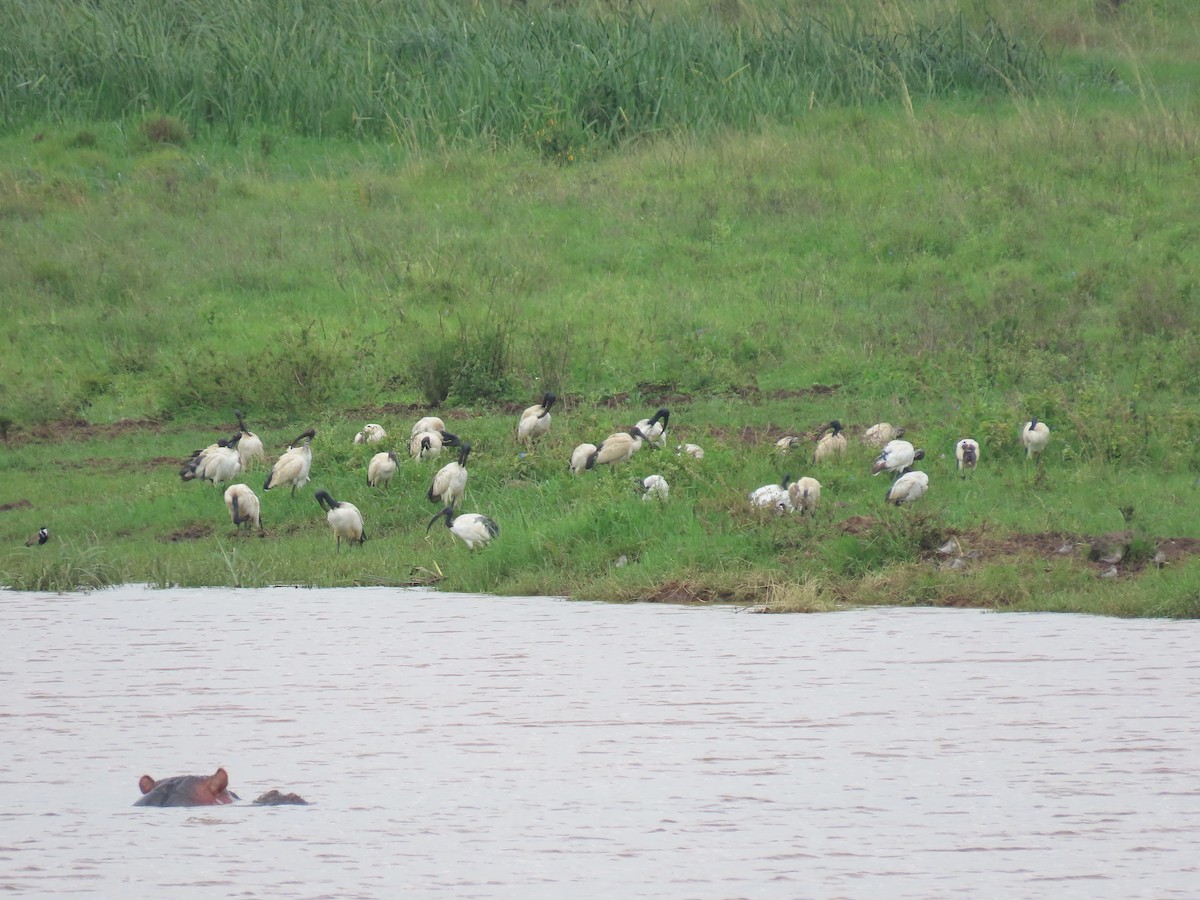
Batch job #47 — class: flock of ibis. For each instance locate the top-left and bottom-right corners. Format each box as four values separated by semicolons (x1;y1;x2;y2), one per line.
163;395;1054;555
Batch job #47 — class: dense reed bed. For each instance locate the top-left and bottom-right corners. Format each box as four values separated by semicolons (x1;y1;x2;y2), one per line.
3;0;1045;145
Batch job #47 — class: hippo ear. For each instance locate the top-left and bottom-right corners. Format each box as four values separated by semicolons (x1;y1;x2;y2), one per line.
139;775;157;795
209;768;229;795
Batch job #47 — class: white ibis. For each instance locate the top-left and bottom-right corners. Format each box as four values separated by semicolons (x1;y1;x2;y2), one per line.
587;427;646;469
264;428;316;497
871;440;924;477
750;475;794;513
315;489;365;551
428;442;471;507
956;438;979;477
223;484;263;535
427;505;499;550
367;450;399;488
1021;418;1051;459
787;477;821;516
517;392;556;445
635;408;670;449
233;410;265;469
813;420;847;463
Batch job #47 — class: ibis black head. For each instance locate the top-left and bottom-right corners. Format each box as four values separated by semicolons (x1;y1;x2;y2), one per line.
650;408;670;428
1027;417;1039;431
829;420;843;434
629;426;647;440
290;427;316;447
388;450;399;463
913;448;926;462
420;435;432;452
440;431;460;447
314;489;338;512
540;393;557;416
427;505;456;532
227;431;242;446
780;473;793;488
457;442;472;466
234;409;248;428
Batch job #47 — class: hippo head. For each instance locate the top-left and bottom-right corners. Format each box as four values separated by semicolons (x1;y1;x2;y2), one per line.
134;768;237;807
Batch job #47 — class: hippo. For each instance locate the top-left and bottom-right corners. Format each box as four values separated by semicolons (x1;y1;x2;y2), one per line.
134;768;308;807
135;768;237;807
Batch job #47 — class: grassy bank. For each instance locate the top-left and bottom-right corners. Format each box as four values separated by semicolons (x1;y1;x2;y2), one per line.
1;0;1198;614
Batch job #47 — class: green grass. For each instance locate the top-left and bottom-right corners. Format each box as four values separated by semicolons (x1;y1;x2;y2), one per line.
1;0;1199;614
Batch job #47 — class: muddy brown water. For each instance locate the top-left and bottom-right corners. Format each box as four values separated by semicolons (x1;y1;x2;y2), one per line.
2;587;1199;898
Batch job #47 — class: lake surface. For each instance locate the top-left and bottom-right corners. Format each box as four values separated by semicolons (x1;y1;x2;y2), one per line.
2;587;1198;898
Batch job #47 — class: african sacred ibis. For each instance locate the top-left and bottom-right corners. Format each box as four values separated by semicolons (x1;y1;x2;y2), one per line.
886;470;929;506
233;410;265;469
813;420;847;463
264;428;316;497
367;450;399;488
224;483;263;535
411;416;446;438
517;392;556;445
25;526;49;547
677;443;704;460
871;440;925;477
180;433;243;485
750;475;794;514
776;436;803;453
410;429;460;461
586;427;646;469
639;474;670;502
787;477;821;516
428;441;471;507
354;423;387;445
427;505;499;550
1021;418;1051;459
955;438;979;477
315;489;365;551
863;423;905;448
635;408;670;449
570;443;598;475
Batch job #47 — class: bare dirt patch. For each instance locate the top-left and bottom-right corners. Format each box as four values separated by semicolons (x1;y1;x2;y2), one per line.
0;499;34;512
160;523;213;543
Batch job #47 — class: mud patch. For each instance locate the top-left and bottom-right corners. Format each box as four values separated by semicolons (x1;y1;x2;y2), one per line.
160;523;213;543
19;417;168;445
926;529;1200;577
0;499;33;512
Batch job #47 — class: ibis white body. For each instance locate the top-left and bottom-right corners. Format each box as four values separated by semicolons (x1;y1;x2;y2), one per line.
410;429;458;461
428;442;471;507
863;423;904;448
354;423;386;445
813;421;847;464
750;477;794;514
588;428;646;469
224;483;263;534
635;408;670;450
640;474;670;502
677;443;704;460
887;470;929;506
1021;419;1051;459
264;428;316;497
776;436;803;453
199;443;243;485
570;443;598;475
233;411;265;469
367;450;399;488
517;392;556;445
871;440;923;477
315;489;365;550
428;506;499;550
411;416;446;438
787;477;821;516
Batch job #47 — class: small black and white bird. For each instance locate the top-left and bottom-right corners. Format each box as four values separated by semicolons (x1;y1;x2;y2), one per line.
25;526;49;547
427;505;499;550
314;489;365;551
